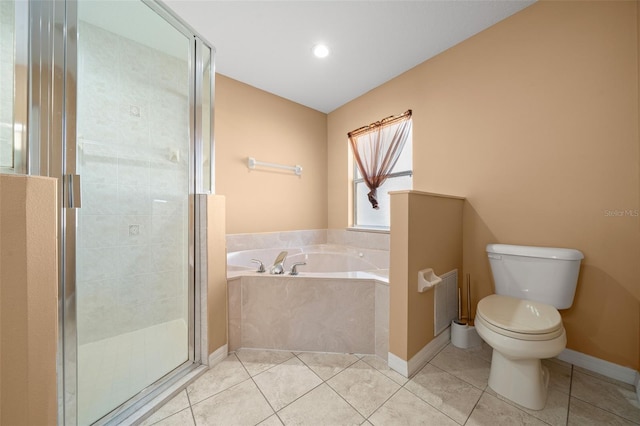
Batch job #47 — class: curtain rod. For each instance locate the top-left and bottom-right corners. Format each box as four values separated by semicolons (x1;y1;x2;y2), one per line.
247;157;303;176
347;109;412;138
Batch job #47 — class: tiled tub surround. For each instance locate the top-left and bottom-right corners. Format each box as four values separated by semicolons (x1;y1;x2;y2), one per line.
227;230;390;358
226;228;390;253
228;275;389;358
227;244;390;275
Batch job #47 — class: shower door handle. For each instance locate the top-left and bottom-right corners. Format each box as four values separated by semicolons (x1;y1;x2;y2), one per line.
64;174;82;208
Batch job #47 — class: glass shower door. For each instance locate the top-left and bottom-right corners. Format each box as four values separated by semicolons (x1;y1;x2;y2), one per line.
0;0;27;174
74;1;193;423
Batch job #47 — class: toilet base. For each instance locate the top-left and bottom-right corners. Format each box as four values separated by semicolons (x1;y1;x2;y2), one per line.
488;350;550;410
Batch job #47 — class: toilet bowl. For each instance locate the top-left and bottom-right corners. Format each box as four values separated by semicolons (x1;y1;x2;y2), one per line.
477;244;583;411
475;294;567;410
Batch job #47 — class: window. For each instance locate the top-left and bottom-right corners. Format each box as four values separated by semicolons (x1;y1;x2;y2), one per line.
351;113;413;229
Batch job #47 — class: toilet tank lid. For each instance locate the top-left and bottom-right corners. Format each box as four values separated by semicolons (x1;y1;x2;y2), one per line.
486;244;584;261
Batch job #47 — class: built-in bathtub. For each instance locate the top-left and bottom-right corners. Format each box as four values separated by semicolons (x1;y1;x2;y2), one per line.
228;244;389;276
227;244;390;358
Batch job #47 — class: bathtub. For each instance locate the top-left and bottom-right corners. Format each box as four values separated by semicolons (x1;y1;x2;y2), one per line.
227;244;390;358
227;244;389;277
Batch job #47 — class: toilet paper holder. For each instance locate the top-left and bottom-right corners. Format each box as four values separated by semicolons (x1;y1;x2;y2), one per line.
417;268;442;293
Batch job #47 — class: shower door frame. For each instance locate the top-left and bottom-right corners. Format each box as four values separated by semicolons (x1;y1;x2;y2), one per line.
27;0;215;424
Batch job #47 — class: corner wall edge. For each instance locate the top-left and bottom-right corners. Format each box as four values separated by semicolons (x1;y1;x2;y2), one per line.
388;328;451;378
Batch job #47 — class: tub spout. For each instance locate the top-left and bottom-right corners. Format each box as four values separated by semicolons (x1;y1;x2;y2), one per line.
270;251;288;274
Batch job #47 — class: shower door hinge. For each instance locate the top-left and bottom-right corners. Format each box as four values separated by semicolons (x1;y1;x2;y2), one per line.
64;174;82;208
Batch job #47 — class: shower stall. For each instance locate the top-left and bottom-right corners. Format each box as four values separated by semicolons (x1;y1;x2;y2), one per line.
3;0;214;424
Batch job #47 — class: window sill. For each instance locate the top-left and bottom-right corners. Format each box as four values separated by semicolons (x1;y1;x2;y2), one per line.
347;226;390;234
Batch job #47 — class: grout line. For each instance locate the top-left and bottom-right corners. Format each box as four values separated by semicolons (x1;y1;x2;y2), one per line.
264;354;326;413
293;352;326;382
431;341;452;360
569;393;640;424
187;354;250;406
365;384;403;422
184;389;197;426
274;381;325;416
234;351;254;377
401;361;478;426
322;366;377;421
237;352;325;420
464;389;485;426
233;352;280;415
568;366;640;424
249;374;279;419
565;364;573;425
287;353;363;412
326;382;370;422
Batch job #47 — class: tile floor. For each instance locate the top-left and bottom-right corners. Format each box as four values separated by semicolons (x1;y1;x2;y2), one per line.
140;343;640;426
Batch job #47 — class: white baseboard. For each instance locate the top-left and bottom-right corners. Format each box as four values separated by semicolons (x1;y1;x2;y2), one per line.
557;348;638;386
387;352;409;377
208;344;228;367
388;328;451;378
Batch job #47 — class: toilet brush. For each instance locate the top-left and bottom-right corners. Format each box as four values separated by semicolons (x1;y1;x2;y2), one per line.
451;274;482;348
466;273;473;326
455;287;466;325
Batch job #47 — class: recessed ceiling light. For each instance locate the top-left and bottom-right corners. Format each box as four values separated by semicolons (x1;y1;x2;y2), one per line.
313;44;330;58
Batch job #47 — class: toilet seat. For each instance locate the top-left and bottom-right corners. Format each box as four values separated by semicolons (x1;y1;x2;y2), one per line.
476;295;564;341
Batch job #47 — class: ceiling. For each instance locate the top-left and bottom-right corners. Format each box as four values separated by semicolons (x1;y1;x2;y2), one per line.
163;1;535;113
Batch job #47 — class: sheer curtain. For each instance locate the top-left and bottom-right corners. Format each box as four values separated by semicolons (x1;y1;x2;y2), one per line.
348;110;412;209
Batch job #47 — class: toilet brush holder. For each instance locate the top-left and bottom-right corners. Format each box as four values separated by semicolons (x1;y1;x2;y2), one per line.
451;320;483;349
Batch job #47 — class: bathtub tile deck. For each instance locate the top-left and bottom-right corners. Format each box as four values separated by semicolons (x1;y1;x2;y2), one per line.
142;344;640;426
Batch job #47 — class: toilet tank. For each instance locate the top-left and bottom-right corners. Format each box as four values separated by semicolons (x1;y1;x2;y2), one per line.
486;244;584;309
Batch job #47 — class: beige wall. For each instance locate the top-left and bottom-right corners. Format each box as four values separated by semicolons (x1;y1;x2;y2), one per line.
215;74;328;234
0;175;58;425
329;1;640;369
389;191;463;360
207;195;228;355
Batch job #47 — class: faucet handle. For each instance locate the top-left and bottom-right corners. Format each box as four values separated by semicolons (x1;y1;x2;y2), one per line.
289;262;307;276
251;259;266;273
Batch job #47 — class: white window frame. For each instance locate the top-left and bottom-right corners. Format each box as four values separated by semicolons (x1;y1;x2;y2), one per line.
352;135;412;230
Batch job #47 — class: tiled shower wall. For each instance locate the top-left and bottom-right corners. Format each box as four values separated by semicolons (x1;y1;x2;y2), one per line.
0;1;14;168
76;22;190;344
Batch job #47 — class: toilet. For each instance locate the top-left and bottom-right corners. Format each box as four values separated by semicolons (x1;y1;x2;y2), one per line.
475;243;583;410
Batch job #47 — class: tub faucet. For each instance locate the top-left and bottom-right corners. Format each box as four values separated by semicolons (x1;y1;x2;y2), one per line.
251;259;266;273
289;262;306;276
270;251;288;274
